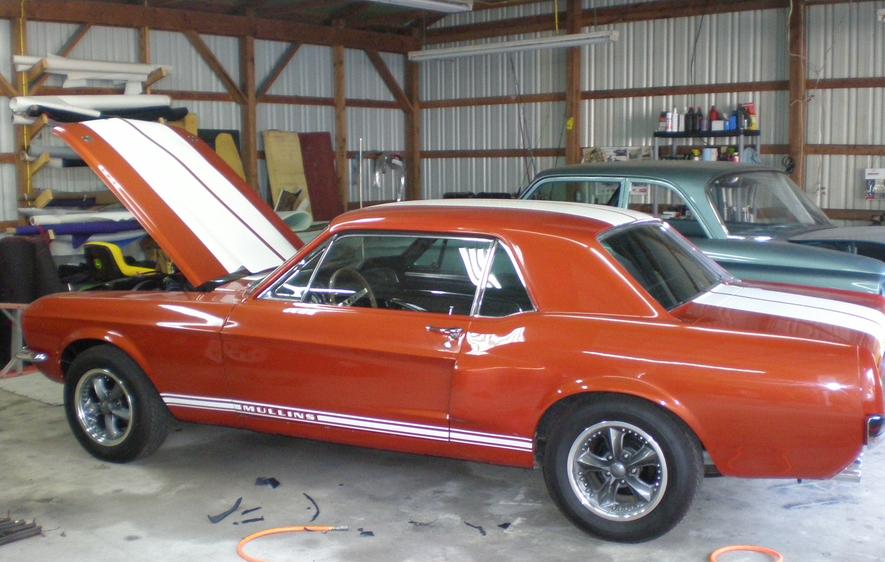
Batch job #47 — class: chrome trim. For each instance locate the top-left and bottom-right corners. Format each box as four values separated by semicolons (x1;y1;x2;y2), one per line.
15;347;47;364
834;455;862;482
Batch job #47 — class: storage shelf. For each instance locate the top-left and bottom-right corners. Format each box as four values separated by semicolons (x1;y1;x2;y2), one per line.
653;130;761;139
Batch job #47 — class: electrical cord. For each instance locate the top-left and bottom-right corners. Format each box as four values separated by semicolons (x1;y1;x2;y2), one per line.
237;525;349;562
710;545;784;562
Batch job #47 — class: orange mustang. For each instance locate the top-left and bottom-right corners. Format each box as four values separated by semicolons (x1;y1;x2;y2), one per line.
19;119;885;542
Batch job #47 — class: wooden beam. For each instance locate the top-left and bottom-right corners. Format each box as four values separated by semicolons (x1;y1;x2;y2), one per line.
427;0;788;44
138;26;152;92
365;50;412;113
823;209;885;222
0;72;16;98
423;148;566;159
788;0;807;187
26;115;50;144
184;30;246;105
405;55;421;199
423;92;565;109
256;42;301;98
258;94;400;109
565;0;582;164
240;34;258;190
805;144;885;156
810;77;885;90
31;23;92;93
422;81;789;110
334;43;349;209
37;85;234;102
0;153;17;164
0;1;418;53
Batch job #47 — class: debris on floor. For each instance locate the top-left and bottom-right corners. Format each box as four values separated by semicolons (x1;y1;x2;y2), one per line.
234;517;265;526
497;522;512;530
408;519;436;527
241;507;262;516
357;527;375;537
0;517;42;546
208;497;243;524
303;492;320;522
463;521;486;536
255;477;280;489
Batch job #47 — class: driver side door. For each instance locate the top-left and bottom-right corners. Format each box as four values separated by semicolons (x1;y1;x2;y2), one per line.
219;232;493;453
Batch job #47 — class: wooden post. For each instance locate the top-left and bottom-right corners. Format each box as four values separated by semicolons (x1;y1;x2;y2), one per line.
12;14;27;205
788;0;807;188
405;56;421;200
333;42;348;209
565;0;582;164
240;34;258;189
138;26;151;91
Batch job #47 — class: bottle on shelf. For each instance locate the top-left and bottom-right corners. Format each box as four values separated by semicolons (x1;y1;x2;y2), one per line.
696;107;706;132
658;111;668;132
670;107;679;132
686;107;696;134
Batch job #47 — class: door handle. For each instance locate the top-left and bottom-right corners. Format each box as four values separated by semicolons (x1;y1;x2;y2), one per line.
426;326;464;340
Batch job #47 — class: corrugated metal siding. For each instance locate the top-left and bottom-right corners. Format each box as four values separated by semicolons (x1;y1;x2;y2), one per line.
585;10;788;89
150;30;234;92
423;156;558;197
261;43;333;97
807;154;885;211
346;49;398;101
425;102;566;150
258;104;335;133
805;1;885;200
806;88;885;146
807;1;885;80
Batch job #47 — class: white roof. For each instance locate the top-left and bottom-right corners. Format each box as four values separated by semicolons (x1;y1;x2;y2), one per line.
382;198;652;227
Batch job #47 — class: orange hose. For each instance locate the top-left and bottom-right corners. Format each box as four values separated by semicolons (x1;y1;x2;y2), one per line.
710;545;784;562
237;525;348;562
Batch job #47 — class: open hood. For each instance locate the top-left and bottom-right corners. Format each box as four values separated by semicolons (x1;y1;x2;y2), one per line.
54;118;303;287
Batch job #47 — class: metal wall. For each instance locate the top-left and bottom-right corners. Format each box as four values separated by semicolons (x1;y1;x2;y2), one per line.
806;0;885;210
421;3;792;195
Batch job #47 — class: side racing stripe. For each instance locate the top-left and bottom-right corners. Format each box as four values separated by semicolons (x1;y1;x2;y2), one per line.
695;283;885;349
161;393;533;452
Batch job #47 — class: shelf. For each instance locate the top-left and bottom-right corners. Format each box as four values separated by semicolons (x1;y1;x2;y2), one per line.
653;130;761;139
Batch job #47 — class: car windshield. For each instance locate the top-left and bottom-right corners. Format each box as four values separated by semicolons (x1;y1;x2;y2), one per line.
706;171;831;237
601;223;723;310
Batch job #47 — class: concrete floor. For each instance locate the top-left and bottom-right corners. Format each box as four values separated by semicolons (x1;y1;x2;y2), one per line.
1;374;883;562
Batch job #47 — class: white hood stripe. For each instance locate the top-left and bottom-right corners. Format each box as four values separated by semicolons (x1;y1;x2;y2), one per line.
83;119;297;274
695;284;885;349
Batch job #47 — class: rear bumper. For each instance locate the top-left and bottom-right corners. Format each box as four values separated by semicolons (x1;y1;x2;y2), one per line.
14;347;48;365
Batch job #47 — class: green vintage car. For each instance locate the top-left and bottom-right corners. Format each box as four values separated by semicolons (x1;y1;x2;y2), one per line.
521;161;885;294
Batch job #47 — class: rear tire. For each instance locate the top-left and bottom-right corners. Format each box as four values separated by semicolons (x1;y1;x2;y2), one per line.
542;396;703;542
64;346;169;462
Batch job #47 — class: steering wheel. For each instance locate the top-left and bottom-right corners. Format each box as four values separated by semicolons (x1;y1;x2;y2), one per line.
329;267;377;308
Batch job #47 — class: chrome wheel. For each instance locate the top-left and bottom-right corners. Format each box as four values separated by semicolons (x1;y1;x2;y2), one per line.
567;421;667;522
74;368;133;447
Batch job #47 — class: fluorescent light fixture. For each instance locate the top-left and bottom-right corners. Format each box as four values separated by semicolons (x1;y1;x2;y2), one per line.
408;30;619;62
371;0;473;13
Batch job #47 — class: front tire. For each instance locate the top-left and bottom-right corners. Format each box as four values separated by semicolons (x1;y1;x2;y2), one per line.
543;396;703;542
64;346;169;462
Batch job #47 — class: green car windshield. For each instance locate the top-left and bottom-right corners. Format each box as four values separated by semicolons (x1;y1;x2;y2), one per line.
706;171;831;237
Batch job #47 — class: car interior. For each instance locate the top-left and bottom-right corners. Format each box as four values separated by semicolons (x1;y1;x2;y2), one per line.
268;234;534;317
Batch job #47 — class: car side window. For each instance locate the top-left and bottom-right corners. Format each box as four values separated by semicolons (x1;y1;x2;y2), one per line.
628;181;705;238
264;242;329;300
526;179;621;206
478;244;534;317
302;234;495;315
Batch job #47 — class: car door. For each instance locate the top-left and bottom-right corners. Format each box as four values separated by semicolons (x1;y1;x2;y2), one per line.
219;232;494;451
